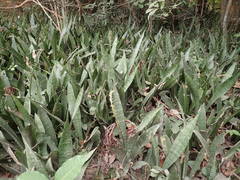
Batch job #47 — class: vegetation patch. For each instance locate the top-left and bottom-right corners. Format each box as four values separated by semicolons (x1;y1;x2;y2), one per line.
0;6;240;179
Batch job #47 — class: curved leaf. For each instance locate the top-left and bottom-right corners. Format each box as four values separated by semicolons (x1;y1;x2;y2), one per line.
208;72;240;107
22;136;47;175
17;171;49;180
137;107;161;132
55;149;95;180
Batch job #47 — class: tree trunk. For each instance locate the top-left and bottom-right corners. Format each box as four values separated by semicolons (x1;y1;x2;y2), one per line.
196;0;208;16
221;0;240;31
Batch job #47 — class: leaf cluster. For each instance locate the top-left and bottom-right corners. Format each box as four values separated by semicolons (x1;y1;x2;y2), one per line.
0;14;240;179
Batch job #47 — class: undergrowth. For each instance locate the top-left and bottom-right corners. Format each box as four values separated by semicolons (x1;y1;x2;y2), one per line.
0;13;240;180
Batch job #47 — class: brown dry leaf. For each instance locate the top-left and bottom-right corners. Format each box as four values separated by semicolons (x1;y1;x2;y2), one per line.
159;151;166;167
103;124;118;147
0;172;14;178
95;123;120;175
144;143;152;149
4;87;17;96
144;102;155;112
138;87;150;96
233;80;240;89
233;152;240;168
138;60;144;72
103;151;116;165
126;120;137;137
200;159;208;168
220;160;236;177
168;109;182;119
193;173;207;180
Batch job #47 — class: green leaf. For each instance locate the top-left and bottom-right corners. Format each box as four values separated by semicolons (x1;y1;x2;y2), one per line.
137;107;161;132
12;96;31;126
110;36;118;61
46;70;57;100
128;32;144;70
193;130;208;153
189;149;204;178
22;136;47;175
221;62;236;82
132;161;149;170
185;72;202;110
116;52;127;75
38;109;57;144
67;82;76;116
226;130;240;137
208;72;240;107
197;104;206;131
67;83;83;139
34;114;45;133
58;121;73;165
0;117;23;149
17;171;49;180
72;88;84;120
55;149;96;180
109;86;127;145
209;155;217;180
124;65;138;92
178;84;190;114
162;62;180;83
206;134;224;178
29;77;45;104
163;114;200;169
132;124;160;156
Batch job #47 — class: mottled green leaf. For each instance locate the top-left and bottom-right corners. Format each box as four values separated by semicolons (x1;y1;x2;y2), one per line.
17;171;49;180
58;122;73;165
109;86;127;145
208;72;240;107
55;149;95;180
163;114;199;169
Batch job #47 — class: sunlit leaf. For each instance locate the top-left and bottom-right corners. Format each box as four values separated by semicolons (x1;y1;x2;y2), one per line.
55;149;95;180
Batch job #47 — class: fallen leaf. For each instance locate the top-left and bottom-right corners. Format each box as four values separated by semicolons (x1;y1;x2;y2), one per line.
220;160;236;177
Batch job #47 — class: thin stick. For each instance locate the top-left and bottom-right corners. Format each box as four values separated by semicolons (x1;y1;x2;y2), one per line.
0;0;32;9
222;0;232;33
33;0;60;31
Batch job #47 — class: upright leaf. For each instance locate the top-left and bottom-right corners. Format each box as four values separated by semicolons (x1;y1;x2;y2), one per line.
185;72;202;110
197;104;206;131
38;109;57;144
58;122;73;165
128;32;144;70
109;86;127;145
124;65;138;92
67;83;83;139
163;114;199;169
22;136;47;175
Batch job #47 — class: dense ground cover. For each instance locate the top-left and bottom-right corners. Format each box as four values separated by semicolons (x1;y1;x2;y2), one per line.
0;14;240;179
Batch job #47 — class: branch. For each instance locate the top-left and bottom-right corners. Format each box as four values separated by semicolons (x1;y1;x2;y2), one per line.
0;0;32;9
